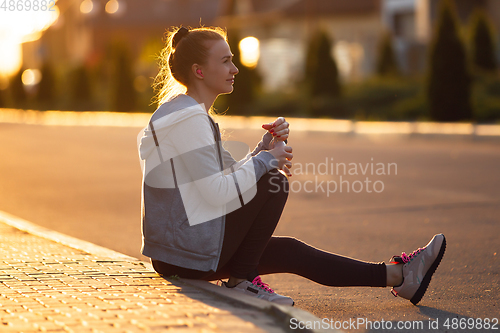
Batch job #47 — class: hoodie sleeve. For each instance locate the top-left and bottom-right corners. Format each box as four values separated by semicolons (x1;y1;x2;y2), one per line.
221;131;274;172
166;114;278;207
251;131;274;156
220;147;237;170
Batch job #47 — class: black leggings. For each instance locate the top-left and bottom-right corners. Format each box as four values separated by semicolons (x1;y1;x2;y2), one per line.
152;169;387;287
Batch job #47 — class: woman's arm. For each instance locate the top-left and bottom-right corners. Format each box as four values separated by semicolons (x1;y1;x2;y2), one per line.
223;117;292;175
167;114;278;207
221;131;273;172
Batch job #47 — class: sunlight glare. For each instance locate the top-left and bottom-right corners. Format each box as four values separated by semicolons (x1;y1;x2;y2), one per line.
0;2;59;75
0;40;22;76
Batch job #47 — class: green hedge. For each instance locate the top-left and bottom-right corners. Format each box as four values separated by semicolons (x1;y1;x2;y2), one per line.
251;77;426;121
245;75;499;123
472;74;500;123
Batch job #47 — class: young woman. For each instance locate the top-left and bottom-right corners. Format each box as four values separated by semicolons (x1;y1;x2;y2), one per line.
138;26;446;306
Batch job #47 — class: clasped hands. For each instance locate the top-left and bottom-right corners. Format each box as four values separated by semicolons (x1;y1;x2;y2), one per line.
261;117;293;177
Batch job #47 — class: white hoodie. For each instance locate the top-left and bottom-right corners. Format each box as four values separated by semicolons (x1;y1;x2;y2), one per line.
138;94;277;271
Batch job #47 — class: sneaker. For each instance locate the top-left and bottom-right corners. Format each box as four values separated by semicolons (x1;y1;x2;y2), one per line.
220;276;294;306
390;233;446;305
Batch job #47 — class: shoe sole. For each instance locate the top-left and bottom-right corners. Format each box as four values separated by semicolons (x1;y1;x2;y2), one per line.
410;235;446;305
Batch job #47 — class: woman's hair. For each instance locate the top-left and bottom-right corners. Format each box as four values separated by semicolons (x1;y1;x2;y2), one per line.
153;25;228;107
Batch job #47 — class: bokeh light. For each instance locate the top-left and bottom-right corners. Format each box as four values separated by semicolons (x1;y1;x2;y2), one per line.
239;37;260;68
105;0;119;14
80;0;94;14
21;69;42;86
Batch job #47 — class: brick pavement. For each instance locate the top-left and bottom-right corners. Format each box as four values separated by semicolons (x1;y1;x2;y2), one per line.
0;222;288;332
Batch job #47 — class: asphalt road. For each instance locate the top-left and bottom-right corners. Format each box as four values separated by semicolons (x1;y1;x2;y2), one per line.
0;123;498;332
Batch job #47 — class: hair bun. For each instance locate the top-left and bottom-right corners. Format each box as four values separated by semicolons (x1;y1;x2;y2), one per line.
172;27;189;49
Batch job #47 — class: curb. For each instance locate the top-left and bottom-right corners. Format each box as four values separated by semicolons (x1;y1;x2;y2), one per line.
181;279;334;333
0;210;336;333
1;108;499;139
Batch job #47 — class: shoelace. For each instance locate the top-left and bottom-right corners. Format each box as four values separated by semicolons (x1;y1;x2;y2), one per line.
252;276;274;293
400;247;425;264
390;247;426;265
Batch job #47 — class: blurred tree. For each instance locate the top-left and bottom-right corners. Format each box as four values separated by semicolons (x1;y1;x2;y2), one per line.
138;36;165;112
305;29;341;98
304;29;342;117
111;43;136;112
70;65;92;111
376;31;400;77
0;88;5;108
139;36;163;65
427;0;472;121
10;68;26;108
36;62;56;108
470;9;497;73
225;29;261;115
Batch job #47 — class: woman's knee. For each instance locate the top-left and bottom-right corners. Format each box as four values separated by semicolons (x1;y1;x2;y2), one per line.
260;169;289;197
266;236;303;254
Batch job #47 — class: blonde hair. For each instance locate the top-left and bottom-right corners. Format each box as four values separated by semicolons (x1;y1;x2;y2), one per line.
153;25;228;117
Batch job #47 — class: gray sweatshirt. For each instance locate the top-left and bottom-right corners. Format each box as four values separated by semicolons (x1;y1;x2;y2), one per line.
138;94;278;272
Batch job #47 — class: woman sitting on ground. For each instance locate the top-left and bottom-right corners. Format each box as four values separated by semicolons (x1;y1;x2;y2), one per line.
137;26;446;306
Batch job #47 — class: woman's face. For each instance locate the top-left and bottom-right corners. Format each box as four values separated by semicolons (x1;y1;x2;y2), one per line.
201;39;239;95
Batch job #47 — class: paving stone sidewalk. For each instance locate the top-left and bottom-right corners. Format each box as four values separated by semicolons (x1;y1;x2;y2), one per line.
0;222;289;332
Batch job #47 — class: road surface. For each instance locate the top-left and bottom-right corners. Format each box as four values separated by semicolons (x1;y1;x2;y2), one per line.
0;122;498;332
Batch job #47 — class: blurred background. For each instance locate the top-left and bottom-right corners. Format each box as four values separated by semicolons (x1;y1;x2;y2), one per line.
1;1;499;322
0;0;500;123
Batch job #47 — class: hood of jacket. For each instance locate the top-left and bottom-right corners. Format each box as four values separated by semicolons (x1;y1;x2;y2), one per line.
139;94;208;161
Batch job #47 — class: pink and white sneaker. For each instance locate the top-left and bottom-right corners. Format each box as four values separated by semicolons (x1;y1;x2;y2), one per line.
390;233;446;305
220;276;294;306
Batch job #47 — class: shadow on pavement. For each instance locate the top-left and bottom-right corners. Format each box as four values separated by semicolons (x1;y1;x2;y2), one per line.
365;306;492;333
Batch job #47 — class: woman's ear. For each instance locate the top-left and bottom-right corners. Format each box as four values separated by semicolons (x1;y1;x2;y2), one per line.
192;64;204;78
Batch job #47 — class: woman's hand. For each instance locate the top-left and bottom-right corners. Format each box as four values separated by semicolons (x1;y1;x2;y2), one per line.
262;117;289;143
268;140;293;177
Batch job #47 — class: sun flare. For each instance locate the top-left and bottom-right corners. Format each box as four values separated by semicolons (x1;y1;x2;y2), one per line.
0;2;59;76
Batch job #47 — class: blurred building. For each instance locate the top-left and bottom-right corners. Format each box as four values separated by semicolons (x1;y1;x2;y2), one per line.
217;0;384;90
382;0;500;75
22;0;221;71
21;0;500;93
23;0;385;93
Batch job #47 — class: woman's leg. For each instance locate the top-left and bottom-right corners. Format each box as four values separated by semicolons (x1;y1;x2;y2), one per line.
152;235;399;287
217;169;289;282
151;168;288;281
200;237;401;287
152;169;398;288
254;236;390;287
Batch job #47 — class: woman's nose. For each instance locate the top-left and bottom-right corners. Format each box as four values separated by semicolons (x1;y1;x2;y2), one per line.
232;64;239;74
